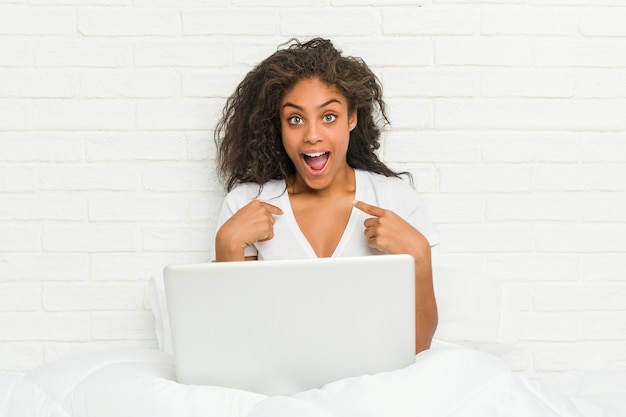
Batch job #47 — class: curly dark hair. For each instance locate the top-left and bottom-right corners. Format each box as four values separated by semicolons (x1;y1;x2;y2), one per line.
215;37;406;192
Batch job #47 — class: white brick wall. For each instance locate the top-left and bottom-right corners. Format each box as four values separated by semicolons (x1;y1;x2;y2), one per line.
1;1;625;377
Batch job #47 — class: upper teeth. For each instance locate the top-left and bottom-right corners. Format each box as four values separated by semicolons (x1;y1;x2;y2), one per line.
305;152;326;157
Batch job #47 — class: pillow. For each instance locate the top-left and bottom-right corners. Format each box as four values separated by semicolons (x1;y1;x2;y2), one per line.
146;275;173;355
432;264;520;356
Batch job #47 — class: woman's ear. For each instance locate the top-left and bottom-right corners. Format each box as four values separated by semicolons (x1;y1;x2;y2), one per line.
349;111;358;132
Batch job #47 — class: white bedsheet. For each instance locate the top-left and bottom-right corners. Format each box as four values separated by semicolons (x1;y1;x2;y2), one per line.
1;344;624;417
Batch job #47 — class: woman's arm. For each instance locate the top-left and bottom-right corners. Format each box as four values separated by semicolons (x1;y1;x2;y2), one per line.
353;200;437;353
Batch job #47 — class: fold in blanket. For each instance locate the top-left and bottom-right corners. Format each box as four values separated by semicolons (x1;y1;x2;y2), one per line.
0;346;624;417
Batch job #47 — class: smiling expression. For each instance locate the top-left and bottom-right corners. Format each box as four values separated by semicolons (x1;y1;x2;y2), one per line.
280;78;357;193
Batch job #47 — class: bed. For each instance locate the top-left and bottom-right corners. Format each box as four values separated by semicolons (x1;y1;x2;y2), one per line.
1;266;624;417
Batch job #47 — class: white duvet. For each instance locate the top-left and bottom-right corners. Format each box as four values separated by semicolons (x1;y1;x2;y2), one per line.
1;343;624;417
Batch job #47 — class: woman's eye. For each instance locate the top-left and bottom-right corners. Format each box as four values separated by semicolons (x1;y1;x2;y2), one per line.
323;114;337;123
288;116;304;125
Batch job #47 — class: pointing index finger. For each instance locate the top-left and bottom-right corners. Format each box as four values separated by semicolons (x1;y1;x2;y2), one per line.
353;200;385;217
259;201;284;216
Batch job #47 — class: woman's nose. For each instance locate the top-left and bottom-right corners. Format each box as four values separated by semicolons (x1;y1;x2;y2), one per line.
304;121;322;143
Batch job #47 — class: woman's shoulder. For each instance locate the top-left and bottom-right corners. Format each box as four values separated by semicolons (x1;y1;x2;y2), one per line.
224;179;287;204
357;169;415;194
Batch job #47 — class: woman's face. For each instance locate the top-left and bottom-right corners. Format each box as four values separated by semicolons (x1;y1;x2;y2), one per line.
279;78;357;193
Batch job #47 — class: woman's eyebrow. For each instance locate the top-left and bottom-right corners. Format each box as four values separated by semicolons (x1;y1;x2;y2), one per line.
281;99;342;111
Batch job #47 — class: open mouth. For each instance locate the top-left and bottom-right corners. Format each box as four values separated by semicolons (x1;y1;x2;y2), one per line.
302;151;330;172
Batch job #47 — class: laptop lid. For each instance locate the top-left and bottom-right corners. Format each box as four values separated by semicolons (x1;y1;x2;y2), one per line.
163;254;415;396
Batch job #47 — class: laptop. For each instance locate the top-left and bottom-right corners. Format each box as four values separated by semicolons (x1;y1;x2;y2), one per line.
163;254;415;396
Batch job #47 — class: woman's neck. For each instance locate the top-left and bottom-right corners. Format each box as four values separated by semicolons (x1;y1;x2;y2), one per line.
287;167;356;199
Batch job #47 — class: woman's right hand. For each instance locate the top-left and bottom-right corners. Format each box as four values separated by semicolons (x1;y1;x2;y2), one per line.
215;200;283;261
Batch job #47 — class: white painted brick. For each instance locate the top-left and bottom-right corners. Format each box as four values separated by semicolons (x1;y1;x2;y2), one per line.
78;8;180;36
384;100;434;130
435;37;532;66
89;252;205;281
577;69;626;98
534;164;626;192
183;9;278;35
0;134;83;162
80;69;180;98
33;0;126;4
383;6;477;35
518;312;578;342
89;194;188;222
581;193;626;222
234;0;320;5
35;39;132;67
535;38;626;68
42;225;136;252
280;8;379;36
578;7;626;36
424;194;485;223
84;134;187;162
485;194;579;222
536;225;626;253
0;165;38;192
431;253;484;273
0;254;89;282
582;133;626;162
534;342;626;371
134;40;230;67
40;165;141;191
188;192;223;222
383;68;477;98
439;165;532;193
0;194;86;221
91;311;155;340
182;70;245;98
186;132;216;161
338;38;433;67
485;253;580;282
136;100;219;130
579;312;626;340
436;224;534;253
0;344;43;373
0;284;40;311
0;101;30;130
142;226;213;252
482;6;577;35
42;283;144;311
0;70;77;98
0;6;75;35
0;226;40;253
43;340;158;366
532;283;626;311
0;38;33;66
581;255;626;282
0;313;89;341
482;132;581;163
436;99;626;130
480;69;575;98
31;100;135;131
142;163;220;192
534;0;626;4
385;131;481;163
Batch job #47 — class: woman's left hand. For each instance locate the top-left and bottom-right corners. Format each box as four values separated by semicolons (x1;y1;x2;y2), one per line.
353;200;430;258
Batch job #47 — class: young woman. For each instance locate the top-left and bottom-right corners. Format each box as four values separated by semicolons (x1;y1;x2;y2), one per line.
212;38;439;353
